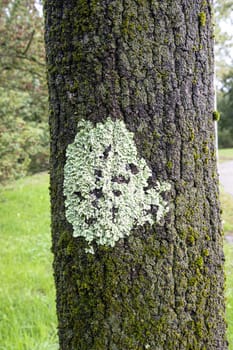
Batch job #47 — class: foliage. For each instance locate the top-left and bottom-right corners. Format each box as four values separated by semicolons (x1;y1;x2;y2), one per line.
0;0;49;182
214;0;233;77
0;173;58;349
0;87;49;182
214;1;233;149
217;70;233;148
0;0;45;87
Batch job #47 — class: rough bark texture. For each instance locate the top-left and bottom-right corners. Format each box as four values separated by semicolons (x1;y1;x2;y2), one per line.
44;1;227;349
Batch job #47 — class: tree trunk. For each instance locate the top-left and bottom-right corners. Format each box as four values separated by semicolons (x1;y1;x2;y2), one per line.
44;1;227;349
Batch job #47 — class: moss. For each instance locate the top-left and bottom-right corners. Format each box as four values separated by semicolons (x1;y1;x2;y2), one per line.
186;234;195;245
195;322;203;337
179;230;187;240
72;0;99;33
152;130;161;139
185;208;195;221
188;277;197;287
121;7;137;39
166;160;173;170
194;152;200;161
203;249;209;257
186;227;199;242
189;128;195;142
199;12;206;27
202;142;209;155
195;256;204;269
213;110;220;121
142;139;152;158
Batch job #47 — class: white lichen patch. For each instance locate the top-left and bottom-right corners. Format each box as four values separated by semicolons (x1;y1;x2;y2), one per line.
64;118;171;253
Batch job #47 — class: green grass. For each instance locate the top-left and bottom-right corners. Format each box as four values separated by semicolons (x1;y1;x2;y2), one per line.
0;173;58;350
218;145;233;348
218;147;233;234
1;172;233;348
224;243;233;349
220;186;233;348
221;188;233;234
219;148;233;163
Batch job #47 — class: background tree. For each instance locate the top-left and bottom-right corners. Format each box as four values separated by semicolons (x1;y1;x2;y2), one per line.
217;70;233;148
44;1;227;349
0;0;48;182
214;0;233;148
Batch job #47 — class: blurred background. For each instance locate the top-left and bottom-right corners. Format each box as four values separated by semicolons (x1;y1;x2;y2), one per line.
0;0;48;184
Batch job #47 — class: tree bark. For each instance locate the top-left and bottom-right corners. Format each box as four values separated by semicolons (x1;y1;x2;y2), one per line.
44;1;227;349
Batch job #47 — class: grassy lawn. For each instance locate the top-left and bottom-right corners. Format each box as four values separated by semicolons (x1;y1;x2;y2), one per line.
0;173;58;350
219;148;233;348
219;148;233;163
222;187;233;349
221;189;233;234
0;170;233;349
225;243;233;349
219;148;233;234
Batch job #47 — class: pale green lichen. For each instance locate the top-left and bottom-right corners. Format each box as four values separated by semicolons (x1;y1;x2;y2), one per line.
64;118;171;253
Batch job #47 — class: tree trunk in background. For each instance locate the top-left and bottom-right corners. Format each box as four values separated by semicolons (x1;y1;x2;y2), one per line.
44;1;227;349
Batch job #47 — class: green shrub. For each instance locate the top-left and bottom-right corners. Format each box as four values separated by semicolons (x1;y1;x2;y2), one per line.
218;128;233;149
0;88;49;183
0;116;48;182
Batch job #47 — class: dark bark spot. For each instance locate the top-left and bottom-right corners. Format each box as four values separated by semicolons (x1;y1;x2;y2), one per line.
128;163;139;174
112;175;130;184
94;169;102;178
85;217;97;225
113;190;122;197
145;204;159;216
143;177;154;192
73;191;84;200
147;176;154;186
150;205;158;215
90;187;103;199
103;144;112;159
112;206;119;221
91;200;98;208
143;186;150;193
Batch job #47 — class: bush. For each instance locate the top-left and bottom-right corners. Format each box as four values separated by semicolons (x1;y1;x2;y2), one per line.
218;128;233;149
0;116;49;182
0;88;49;183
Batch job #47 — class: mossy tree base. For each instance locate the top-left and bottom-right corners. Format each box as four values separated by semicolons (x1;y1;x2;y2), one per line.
44;0;227;349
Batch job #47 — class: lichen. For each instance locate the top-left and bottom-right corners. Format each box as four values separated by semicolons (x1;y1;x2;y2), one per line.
63;118;171;253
